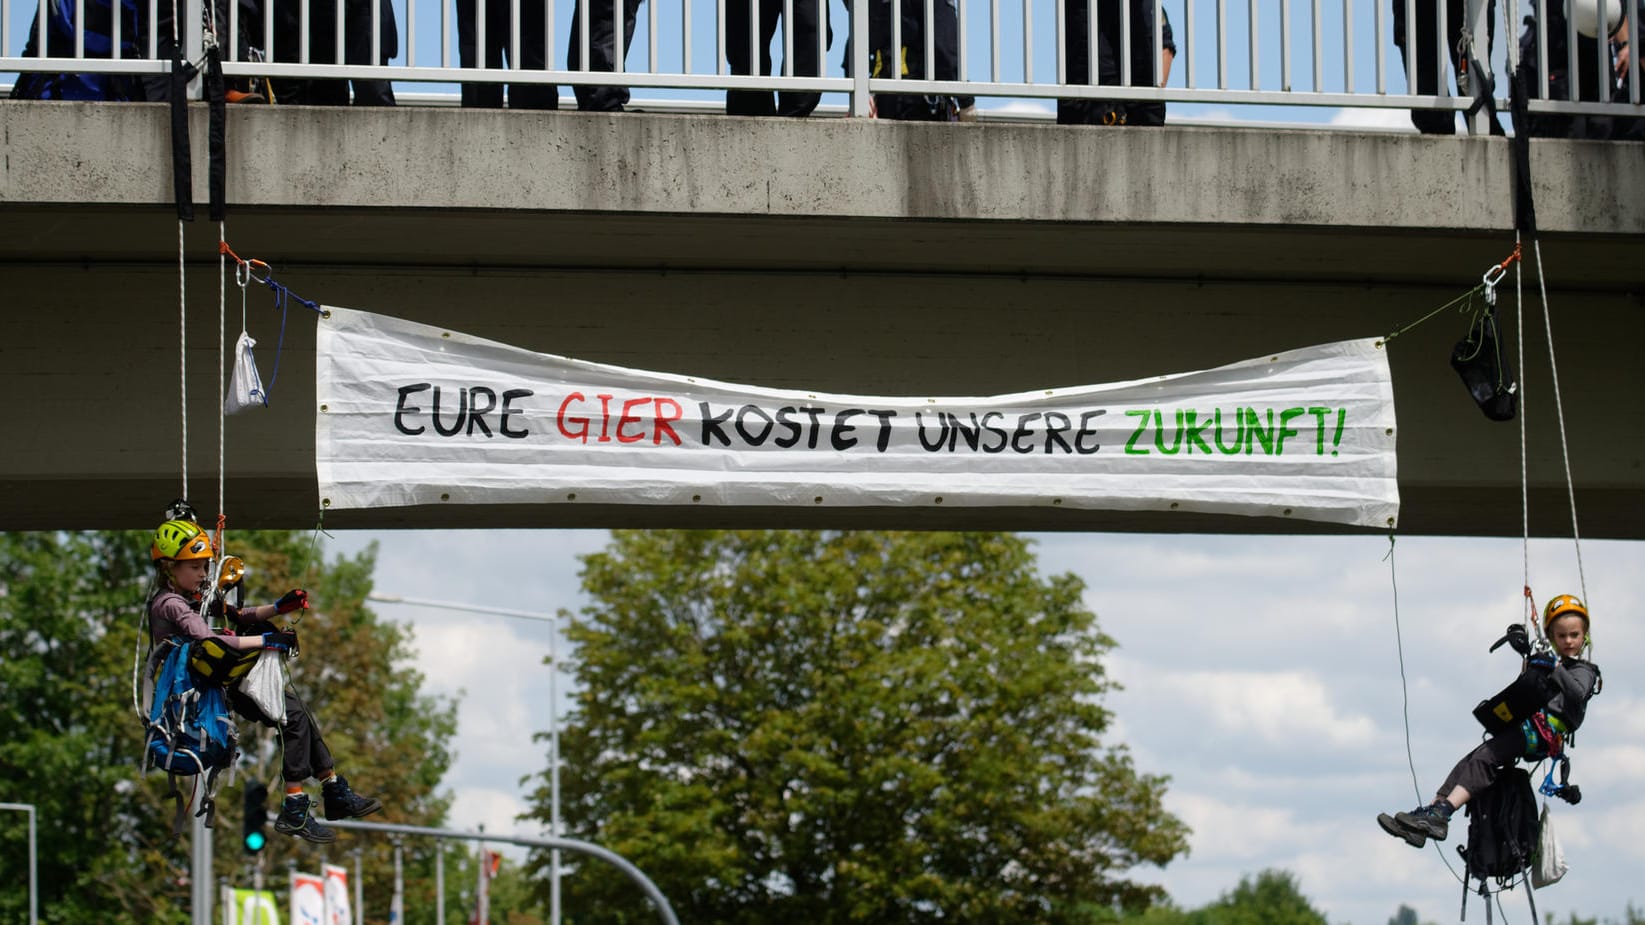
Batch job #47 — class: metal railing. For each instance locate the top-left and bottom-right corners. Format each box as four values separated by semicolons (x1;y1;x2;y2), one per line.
4;0;1642;126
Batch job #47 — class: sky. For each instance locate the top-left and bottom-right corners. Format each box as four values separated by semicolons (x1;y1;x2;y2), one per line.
329;527;1644;925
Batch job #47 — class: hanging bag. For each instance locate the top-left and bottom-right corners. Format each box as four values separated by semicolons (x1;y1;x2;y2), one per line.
224;330;267;414
1532;803;1568;888
238;648;288;725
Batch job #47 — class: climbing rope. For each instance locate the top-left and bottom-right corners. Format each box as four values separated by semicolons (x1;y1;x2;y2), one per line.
1385;535;1467;887
178;222;188;501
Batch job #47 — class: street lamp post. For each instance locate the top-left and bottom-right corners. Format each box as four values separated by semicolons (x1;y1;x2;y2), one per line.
0;802;38;925
364;593;566;925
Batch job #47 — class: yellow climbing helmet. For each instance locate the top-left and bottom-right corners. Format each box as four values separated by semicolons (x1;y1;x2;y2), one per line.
151;519;213;562
1543;593;1589;633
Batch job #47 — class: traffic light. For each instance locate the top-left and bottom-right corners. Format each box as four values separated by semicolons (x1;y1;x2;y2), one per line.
242;783;268;854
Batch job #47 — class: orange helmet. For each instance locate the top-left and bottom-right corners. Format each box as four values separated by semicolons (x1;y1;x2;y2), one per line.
1542;593;1589;633
151;519;213;562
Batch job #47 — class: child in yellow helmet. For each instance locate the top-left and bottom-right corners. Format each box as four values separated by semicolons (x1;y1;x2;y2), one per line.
1376;594;1600;848
146;506;383;844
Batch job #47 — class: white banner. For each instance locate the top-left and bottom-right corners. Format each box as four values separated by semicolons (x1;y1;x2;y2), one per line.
290;872;323;925
316;307;1399;528
322;864;351;925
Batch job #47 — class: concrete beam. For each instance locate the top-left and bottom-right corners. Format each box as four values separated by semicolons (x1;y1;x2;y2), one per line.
2;103;1640;536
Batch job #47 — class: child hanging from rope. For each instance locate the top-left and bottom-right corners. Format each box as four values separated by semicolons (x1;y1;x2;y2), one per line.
1377;594;1601;848
147;511;383;844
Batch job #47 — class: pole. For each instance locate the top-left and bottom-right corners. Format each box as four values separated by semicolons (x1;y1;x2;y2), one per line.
475;832;488;925
0;803;38;925
324;819;682;925
435;840;445;925
352;848;363;925
550;634;562;925
390;838;404;925
192;784;213;925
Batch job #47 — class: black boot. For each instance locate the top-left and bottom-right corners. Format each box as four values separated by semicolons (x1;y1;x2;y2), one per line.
322;774;382;821
274;793;337;844
1377;803;1449;848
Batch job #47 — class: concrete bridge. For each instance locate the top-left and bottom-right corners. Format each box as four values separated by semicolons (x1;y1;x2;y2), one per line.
2;101;1640;536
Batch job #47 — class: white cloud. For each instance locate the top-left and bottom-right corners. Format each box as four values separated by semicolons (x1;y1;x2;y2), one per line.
1328;106;1421;131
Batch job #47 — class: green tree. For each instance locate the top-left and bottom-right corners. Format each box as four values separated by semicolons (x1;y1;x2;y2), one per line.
0;529;458;924
1184;870;1327;925
1388;902;1439;925
523;530;1189;924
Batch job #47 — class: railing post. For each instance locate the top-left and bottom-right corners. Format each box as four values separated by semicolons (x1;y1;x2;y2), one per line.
0;803;37;925
1463;0;1491;134
851;0;871;115
185;0;205;96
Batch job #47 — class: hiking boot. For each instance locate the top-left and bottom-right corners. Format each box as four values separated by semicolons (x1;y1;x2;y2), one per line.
322;774;382;821
224;88;266;104
1377;804;1448;848
275;794;337;845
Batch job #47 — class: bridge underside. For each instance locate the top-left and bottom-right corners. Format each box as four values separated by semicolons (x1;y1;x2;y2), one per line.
2;103;1641;536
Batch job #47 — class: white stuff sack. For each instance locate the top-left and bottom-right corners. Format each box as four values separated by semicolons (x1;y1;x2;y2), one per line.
1532;803;1568;888
239;648;287;724
225;331;268;414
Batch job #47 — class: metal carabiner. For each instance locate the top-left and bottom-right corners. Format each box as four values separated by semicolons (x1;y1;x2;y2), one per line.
1481;262;1507;306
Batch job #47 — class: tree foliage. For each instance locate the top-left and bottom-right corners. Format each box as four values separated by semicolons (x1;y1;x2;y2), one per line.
0;529;458;924
522;530;1189;924
1103;870;1327;925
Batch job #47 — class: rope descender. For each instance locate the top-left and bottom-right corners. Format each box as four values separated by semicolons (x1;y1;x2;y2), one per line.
1481;244;1521;307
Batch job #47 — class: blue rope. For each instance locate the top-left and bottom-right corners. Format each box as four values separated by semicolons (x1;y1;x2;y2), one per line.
259;276;321;403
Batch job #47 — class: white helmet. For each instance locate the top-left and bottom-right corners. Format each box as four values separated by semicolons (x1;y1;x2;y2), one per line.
1570;0;1623;37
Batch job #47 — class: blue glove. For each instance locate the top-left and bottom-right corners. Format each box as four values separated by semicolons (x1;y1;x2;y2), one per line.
1528;652;1557;671
262;630;298;651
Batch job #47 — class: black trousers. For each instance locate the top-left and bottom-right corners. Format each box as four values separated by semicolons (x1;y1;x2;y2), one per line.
1392;0;1497;134
267;0;400;105
1518;4;1635;138
455;0;557;107
866;0;960;119
230;687;335;784
1059;0;1164;125
567;0;644;110
725;0;832;116
1435;730;1528;801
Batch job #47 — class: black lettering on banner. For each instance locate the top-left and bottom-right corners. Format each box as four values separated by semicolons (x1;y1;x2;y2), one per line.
499;389;533;438
1074;409;1106;454
950;413;982;451
431;386;467;437
1010;412;1042;454
915;411;949;451
394;383;431;435
867;410;897;452
798;407;825;449
735;404;775;446
700;402;734;447
1042;412;1073;454
774;407;803;448
980;412;1008;454
467;387;498;437
831;409;863;451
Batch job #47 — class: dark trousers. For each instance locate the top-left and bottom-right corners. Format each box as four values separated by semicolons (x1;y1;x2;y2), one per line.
567;0;644;110
1435;729;1529;800
1059;0;1164;125
455;0;557;107
1518;4;1635;138
269;0;400;105
1392;0;1497;134
230;688;335;784
865;0;960;119
725;0;832;116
